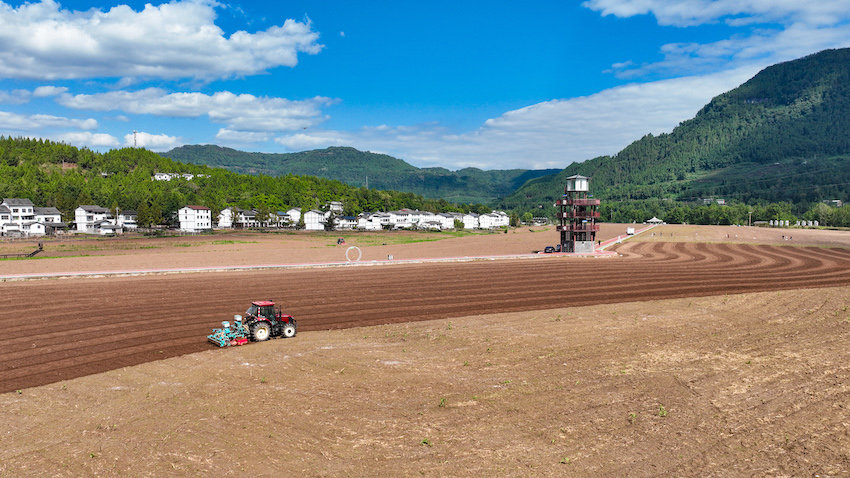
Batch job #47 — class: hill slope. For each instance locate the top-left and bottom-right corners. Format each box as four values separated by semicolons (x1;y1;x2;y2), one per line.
499;48;850;213
0;137;468;225
162;145;560;204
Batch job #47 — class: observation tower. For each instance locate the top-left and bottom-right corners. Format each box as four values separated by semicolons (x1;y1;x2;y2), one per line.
556;175;600;253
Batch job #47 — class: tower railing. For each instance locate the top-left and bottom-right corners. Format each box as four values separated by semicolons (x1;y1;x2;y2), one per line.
556;211;601;219
556;224;601;233
555;198;600;207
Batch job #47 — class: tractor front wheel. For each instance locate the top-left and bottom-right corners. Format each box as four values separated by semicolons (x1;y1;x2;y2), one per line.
282;323;296;338
251;322;271;342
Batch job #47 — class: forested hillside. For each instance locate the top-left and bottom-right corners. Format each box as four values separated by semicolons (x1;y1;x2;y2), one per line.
0;137;485;227
499;48;850;223
162;145;560;204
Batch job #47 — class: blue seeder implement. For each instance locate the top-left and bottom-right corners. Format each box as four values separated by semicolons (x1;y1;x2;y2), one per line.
208;317;249;347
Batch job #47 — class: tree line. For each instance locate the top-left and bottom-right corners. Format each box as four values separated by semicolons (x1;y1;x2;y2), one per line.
0;137;494;228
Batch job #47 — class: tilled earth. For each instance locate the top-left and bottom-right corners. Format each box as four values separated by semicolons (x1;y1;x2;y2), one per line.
3;229;850;476
2;241;849;393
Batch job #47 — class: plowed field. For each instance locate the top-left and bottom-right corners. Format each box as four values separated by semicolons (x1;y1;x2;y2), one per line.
4;225;850;476
3;241;849;394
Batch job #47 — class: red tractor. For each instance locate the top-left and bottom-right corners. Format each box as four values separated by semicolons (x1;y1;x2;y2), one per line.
243;300;297;342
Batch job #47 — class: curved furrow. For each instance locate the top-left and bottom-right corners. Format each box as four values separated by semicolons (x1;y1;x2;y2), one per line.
2;242;850;393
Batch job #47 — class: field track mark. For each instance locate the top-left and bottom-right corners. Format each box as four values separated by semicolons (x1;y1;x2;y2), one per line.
2;242;850;393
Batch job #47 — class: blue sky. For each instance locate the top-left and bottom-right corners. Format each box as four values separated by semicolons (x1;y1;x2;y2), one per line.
1;1;850;170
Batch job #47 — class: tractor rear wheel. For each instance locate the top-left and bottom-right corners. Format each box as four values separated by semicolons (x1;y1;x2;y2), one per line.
282;323;296;338
251;322;271;342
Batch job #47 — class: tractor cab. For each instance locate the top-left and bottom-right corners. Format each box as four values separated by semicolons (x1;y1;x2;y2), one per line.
246;300;279;320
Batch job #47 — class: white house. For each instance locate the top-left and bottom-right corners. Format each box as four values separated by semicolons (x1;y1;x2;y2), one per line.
237;208;258;228
491;211;510;227
335;215;357;230
117;210;137;230
21;222;47;236
461;213;479;230
420;220;443;230
479;213;503;229
220;207;259;228
34;207;62;224
373;212;393;228
259;210;282;228
75;205;112;232
357;213;384;231
32;206;67;235
153;172;209;181
438;213;460;230
389;209;413;229
326;201;344;213
409;210;437;229
217;207;236;228
0;205;12;235
90;220;122;235
2;199;35;232
285;207;301;227
303;210;327;231
178;205;212;232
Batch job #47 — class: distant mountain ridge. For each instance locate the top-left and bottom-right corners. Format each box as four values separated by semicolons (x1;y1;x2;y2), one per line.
161;145;560;205
498;48;850;214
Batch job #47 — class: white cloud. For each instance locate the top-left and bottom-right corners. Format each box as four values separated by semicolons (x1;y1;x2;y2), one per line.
123;131;181;151
277;67;757;170
57;88;336;132
582;0;850;28
31;114;97;130
0;0;323;81
0;110;97;130
56;131;120;148
584;1;850;78
33;86;68;97
275;132;348;149
216;128;274;143
0;89;30;104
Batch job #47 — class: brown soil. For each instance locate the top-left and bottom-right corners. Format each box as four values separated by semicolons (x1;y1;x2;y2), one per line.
0;225;628;277
2;225;850;476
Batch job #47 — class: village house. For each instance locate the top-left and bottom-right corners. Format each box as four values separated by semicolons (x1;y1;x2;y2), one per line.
30;206;68;236
0;198;37;235
217;207;236;228
284;207;301;227
439;212;462;229
153;172;210;181
237;208;259;228
334;215;358;230
116;210;138;230
0;205;11;234
178;205;212;233
478;211;509;229
461;213;479;229
357;212;384;231
74;205;113;233
34;207;61;224
326;201;344;214
1;198;35;235
303;210;327;231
